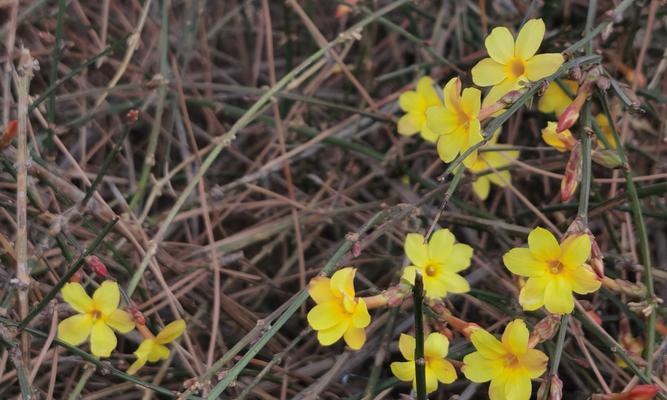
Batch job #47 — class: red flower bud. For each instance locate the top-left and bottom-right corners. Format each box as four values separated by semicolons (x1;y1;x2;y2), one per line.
0;120;18;149
86;255;109;278
561;144;582;202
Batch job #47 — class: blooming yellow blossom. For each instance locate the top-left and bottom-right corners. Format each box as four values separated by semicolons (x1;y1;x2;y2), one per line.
541;121;577;152
401;229;473;299
426;77;483;163
463;320;548;400
472;19;564;107
391;332;457;394
128;319;186;375
464;133;519;200
595;114;617;149
503;227;601;314
397;76;443;142
306;267;371;350
58;281;135;357
538;80;578;116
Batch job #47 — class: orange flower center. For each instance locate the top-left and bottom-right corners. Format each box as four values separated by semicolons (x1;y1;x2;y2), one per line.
91;309;102;320
548;260;564;274
424;263;438;277
503;353;520;368
508;58;525;79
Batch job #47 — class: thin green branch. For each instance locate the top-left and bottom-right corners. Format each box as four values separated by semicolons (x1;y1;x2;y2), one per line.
413;274;426;400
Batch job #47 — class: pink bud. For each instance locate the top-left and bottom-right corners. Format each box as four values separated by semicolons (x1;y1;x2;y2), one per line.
561;144;582;202
0;120;17;149
86;256;109;278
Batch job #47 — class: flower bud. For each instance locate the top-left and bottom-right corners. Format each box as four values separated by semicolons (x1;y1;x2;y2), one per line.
589;235;605;278
561;144;581;202
529;314;561;346
86;255;109;278
537;375;563;400
542;122;578;152
592;149;623;169
591;385;660;400
0;120;17;149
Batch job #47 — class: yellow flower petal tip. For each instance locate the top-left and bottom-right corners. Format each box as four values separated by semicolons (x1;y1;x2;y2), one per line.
502;227;601;314
401;229;473;299
306;267;370;350
391;332;457;394
463;319;548;400
541;121;577;152
426;77;483;163
397;76;443;142
538;80;578;116
464;139;519;200
127;320;186;375
472;18;565;108
57;280;135;357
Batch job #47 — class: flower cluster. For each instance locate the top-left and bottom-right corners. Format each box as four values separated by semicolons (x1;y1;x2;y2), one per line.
57;275;186;374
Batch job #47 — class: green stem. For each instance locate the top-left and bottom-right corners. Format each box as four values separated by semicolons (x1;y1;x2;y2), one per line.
18;217;118;329
543;315;569;400
67;363;96;400
413;274;426;400
45;0;66;155
562;0;636;55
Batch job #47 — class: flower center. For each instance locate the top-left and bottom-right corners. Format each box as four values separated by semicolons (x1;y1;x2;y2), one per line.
503;353;520;368
91;309;102;320
509;58;525;78
424;263;438;277
548;260;564;274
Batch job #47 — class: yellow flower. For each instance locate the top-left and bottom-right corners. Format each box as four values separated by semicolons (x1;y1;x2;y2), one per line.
595;114;617;149
463;320;548;400
541;121;577;152
401;229;473;299
464;134;519;200
426;77;483;163
472;19;564;108
57;281;135;357
397;76;443;143
306;267;371;350
538;80;578;116
503;227;601;314
127;319;186;375
390;332;457;394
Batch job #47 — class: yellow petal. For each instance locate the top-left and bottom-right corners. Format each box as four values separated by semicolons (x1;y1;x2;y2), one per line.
482;78;523;108
307;301;344;330
519;277;548;311
390;361;415;382
463;119;483;152
404;233;428;267
514;19;545;60
420;121;439;143
559;234;591;268
541;121;571;152
424;365;439;394
155;319;186;344
442;77;462;110
93;281;120;316
544;278;574;314
442;272;470;294
501;319;528;355
398;91;422;113
503;248;547;277
426;106;457;136
424;332;449;358
105;309;135;334
330;267;356;298
519;348;549;378
401;265;417;285
538;82;576;116
486;170;511;188
308;277;335;304
316;319;349;346
489;375;508;400
473;176;491;200
133;339;155;361
423;275;449;299
352;298;371;328
416;77;441;107
429;358;456;384
397;113;422;136
90;321;117;357
524;53;564;81
428;229;455;263
61;283;93;314
399;333;416;361
462;351;501;382
437;126;465;163
567;264;601;294
447;244;473;272
528;227;561;261
470;328;505;359
148;343;170;362
57;314;93;346
127;357;147;375
485;27;515;64
504;373;533;400
472;58;507;87
343;327;366;350
461;88;481;116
